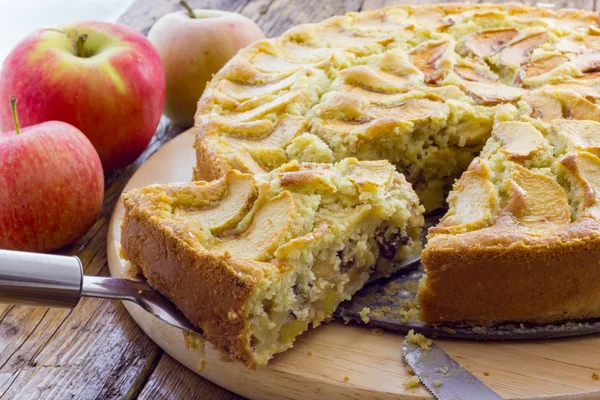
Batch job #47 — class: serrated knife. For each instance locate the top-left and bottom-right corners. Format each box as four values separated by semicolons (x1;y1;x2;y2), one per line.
402;340;503;400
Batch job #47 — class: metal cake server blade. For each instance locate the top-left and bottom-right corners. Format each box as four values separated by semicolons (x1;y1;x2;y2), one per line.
402;340;503;400
0;250;201;335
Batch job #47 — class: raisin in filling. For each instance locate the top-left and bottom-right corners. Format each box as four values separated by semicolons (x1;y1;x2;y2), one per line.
376;228;409;260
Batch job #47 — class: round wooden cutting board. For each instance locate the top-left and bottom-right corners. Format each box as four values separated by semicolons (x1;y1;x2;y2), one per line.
107;129;600;400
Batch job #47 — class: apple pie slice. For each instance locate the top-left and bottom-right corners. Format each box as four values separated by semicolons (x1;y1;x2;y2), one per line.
420;120;600;325
121;158;423;367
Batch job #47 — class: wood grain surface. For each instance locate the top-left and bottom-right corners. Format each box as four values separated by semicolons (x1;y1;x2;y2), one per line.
2;1;600;399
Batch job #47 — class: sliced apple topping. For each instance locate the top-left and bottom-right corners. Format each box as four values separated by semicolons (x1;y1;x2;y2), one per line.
497;32;550;68
549;120;600;155
583;35;600;51
430;159;498;235
231;148;269;175
340;85;408;105
501;165;570;236
376;47;423;77
460;81;526;105
211;191;296;261
234;90;303;122
346;159;393;189
559;152;600;219
353;10;412;32
316;92;370;120
453;65;498;82
493;122;546;161
571;51;600;73
224;116;306;150
558;36;600;53
408;41;451;84
521;90;563;122
278;170;336;192
319;24;394;48
198;115;275;139
555;38;587;54
218;70;305;101
174;172;257;235
408;8;451;29
341;65;409;92
552;83;600;102
250;53;306;72
517;54;569;82
569;97;600;122
463;28;519;58
370;98;448;121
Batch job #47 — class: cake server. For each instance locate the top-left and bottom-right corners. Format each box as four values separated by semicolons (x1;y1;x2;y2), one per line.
402;340;503;400
0;249;201;335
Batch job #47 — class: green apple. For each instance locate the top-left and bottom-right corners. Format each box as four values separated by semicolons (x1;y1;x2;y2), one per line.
148;3;264;126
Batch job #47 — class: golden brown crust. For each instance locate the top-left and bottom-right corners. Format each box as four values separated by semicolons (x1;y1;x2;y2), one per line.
121;196;267;368
193;127;232;181
420;218;600;325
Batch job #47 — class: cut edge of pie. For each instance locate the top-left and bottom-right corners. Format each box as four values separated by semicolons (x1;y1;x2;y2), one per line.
121;159;423;367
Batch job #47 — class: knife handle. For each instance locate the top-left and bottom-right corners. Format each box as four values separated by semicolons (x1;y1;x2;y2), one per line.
0;249;83;308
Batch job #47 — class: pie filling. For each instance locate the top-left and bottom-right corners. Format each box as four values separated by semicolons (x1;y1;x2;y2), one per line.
246;220;413;365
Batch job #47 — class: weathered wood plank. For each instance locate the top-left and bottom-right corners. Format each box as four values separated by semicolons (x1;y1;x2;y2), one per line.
138;354;244;400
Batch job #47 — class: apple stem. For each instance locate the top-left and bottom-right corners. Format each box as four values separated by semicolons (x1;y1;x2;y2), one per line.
179;1;196;18
10;97;21;135
76;34;88;58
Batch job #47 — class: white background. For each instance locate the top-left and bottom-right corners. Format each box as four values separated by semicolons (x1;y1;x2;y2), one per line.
0;0;134;63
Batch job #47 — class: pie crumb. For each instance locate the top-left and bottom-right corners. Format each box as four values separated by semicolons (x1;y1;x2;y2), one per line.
406;329;432;351
308;349;314;356
344;376;349;382
199;360;206;372
432;379;443;389
183;331;206;357
484;372;490;376
371;328;384;336
402;375;420;388
592;372;599;380
359;307;371;323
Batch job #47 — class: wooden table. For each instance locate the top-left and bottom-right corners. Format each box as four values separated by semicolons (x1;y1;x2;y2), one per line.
1;0;599;399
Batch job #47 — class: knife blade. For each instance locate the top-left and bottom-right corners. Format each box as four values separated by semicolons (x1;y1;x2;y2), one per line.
402;339;503;400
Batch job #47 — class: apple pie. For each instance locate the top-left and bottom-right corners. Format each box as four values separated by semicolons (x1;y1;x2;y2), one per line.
122;2;600;365
121;159;423;367
420;119;600;325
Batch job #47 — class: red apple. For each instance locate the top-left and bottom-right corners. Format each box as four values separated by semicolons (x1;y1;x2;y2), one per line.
148;3;264;126
0;21;165;171
0;97;104;253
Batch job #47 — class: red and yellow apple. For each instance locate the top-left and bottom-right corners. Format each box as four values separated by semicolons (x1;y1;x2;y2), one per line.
148;5;264;126
0;98;104;253
0;21;165;171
